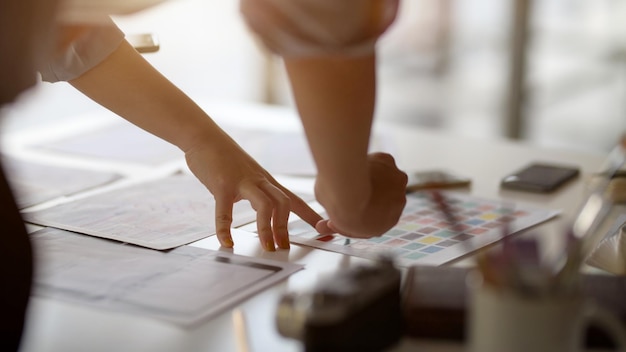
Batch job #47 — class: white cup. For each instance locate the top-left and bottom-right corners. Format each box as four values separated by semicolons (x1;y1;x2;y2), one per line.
467;276;626;352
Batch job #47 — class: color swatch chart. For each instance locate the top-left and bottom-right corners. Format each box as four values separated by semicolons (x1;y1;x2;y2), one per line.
288;192;560;267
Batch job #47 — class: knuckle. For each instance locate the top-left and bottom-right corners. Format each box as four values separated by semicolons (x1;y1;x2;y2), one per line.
257;224;272;235
273;223;289;233
254;197;273;212
274;195;291;210
216;214;233;223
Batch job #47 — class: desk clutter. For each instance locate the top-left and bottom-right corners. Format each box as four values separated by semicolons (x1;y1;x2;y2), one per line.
586;215;626;274
7;117;626;350
2;152;591;331
582;141;626;275
402;265;626;349
276;257;404;352
274;259;626;351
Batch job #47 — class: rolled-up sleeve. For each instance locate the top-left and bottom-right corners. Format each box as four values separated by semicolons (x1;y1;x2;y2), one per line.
240;0;399;57
39;18;125;82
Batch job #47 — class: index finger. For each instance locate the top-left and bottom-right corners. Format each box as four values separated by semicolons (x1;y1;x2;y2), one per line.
281;188;324;230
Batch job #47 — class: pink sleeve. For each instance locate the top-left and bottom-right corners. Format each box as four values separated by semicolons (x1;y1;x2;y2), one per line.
240;0;399;57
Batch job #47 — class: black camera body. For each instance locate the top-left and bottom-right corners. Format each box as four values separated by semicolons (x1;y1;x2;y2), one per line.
275;257;404;352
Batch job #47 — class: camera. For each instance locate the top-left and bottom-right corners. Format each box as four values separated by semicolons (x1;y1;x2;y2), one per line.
275;257;404;352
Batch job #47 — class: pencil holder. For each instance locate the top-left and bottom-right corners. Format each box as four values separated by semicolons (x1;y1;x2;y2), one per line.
466;273;626;352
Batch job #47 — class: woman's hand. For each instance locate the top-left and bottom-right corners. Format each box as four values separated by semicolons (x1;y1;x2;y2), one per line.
67;38;325;252
185;132;326;251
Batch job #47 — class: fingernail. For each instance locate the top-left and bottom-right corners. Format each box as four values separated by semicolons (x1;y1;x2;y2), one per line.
264;240;276;252
279;238;290;250
221;237;234;248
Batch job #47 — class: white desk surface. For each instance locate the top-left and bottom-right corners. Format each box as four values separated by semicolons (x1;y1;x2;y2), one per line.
6;101;615;352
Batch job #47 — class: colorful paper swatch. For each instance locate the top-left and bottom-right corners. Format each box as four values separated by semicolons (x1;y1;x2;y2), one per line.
287;192;560;267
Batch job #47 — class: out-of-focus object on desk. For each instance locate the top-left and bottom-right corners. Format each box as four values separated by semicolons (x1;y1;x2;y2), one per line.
467;269;626;352
427;188;625;351
500;162;580;193
586;215;626;275
275;257;403;352
580;135;626;273
405;170;471;192
401;265;626;349
606;174;626;203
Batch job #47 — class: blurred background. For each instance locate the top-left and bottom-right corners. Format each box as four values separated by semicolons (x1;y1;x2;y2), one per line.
3;0;626;155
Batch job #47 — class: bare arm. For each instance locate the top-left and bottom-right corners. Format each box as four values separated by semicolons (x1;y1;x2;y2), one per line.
69;39;325;250
285;55;374;209
284;54;407;237
241;0;406;238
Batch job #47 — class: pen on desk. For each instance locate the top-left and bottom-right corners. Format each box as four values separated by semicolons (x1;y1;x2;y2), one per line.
232;309;250;352
429;190;474;253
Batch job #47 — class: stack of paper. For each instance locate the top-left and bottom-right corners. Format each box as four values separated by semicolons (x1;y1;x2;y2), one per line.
2;155;120;209
32;228;302;326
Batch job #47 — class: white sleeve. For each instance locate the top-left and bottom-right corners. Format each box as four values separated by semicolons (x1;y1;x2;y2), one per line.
39;18;125;82
240;0;399;57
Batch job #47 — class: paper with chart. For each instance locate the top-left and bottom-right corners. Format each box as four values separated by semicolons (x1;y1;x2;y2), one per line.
288;191;561;267
2;155;121;209
22;174;271;250
32;227;302;326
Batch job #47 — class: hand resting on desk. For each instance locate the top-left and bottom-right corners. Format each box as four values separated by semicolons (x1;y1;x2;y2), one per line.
61;33;327;251
184;134;327;251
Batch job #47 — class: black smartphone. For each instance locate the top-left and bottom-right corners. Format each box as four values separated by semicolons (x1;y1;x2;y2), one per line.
500;163;580;193
406;170;471;192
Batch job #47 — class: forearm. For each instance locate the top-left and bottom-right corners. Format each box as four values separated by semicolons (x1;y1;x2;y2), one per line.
69;40;223;153
284;54;377;219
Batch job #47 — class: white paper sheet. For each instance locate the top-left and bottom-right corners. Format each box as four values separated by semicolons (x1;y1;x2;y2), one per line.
212;122;396;176
32;119;396;176
22;174;259;250
31;227;302;326
2;155;121;209
32;121;183;166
